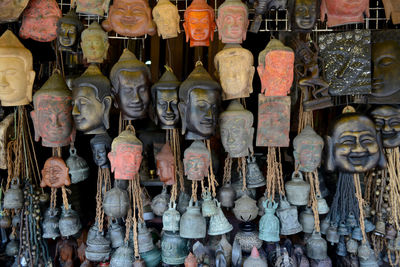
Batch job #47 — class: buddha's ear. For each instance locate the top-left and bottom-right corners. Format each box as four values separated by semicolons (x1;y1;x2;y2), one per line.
325;135;335;172
376;132;387;169
178;102;187;135
27;70;35;102
243;19;249;41
216;17;222;40
30;110;40;142
103;41;110;61
183;22;189;42
102;96;112;130
248;66;255;94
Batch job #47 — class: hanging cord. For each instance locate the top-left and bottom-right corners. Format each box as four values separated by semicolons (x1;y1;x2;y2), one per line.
223;155;232;185
241;157;247;191
191;180;198;202
308;171;320;232
131;178;140;258
168;129;180;202
297;92;314;133
386;148;400;231
354;173;367;243
266;148;285;199
206;140;218;197
96;167;105;232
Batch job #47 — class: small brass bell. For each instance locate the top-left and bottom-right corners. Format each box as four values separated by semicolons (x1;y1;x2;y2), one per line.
245;156;266;189
233;193;259;222
374;219;386;236
66;148;89;184
299;207;315;234
326;224;339;245
85;230;111;262
42;207;60;239
140;247;161;267
201;189;218;217
259;199;279;242
351;227;363;241
109;219;124;249
336;238;347;257
276;196;303;235
243;246;267;267
110;244;134;267
316;195;329;215
218;181;236;208
180;198;206;239
338;221;349;236
234;222;263;253
162;201;180;233
320;217;330;235
359;248;378;267
138;222;155;253
177;191;190;214
346;238;358;254
151;186;170;217
59;205;81;237
3;177;23;210
161;231;190;265
364;219;375;233
208;201;233;236
285;172;310;206
103;186;130;219
306;232;328;260
346;212;357;228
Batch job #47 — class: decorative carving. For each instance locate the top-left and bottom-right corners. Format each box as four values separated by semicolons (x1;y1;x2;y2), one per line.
293;125;324;172
321;0;369;27
216;0;249;44
41;157;71;188
0;0;29;23
56;10;84;52
293;0;317;30
152;0;180;39
74;0;110;16
370;105;400;148
183;141;210;181
81;22;109;64
156;143;176;185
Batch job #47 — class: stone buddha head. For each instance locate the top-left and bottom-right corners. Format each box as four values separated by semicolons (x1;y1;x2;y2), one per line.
102;0;156;37
81;22;109;64
214;44;254;100
152;0;181;39
216;0;249;44
370;105;400;148
90;133;112;168
56;9;84;52
293;0;317;30
219;100;254;158
293;125;324;172
110;49;151;121
183;140;210;181
0;0;29;23
75;0;110;17
183;0;216;47
19;0;62;42
151;67;180;129
326;113;386;173
320;0;369;27
156;143;176;185
31;72;75;148
72;64;112;135
178;61;221;140
0;30;35;106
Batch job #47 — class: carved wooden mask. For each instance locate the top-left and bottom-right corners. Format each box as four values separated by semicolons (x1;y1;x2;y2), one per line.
320;0;369;27
152;0;181;39
183;140;210;181
41;157;71;188
216;0;249;44
81;22;109;64
156;143;176;185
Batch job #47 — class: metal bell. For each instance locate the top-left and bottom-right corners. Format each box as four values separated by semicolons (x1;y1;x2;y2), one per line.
285;172;310;206
346;238;358;254
259;199;280;242
66;148;89;184
306;232;328;260
3;178;23;210
358;243;371;261
59;205;81;237
85;230;111;262
316;196;329;215
386;224;397;240
5;239;18;257
208;201;233;236
138;222;155;253
257;194;267;216
161;231;190;265
351;227;363;241
233;193;259;222
336;238;347;257
151;186;170;217
234;222;263;253
276;196;303;235
326;224;339;245
201;189;218;217
180;198;206;239
338;221;349;236
103;186;129;219
299;207;315;234
42;207;60;240
320;217;330;235
374;219;386;236
359;247;378;267
110;244;134;267
245;156;266;189
109;219;124;249
162;201;180;233
140;247;161;267
364;219;375;233
346;213;357;228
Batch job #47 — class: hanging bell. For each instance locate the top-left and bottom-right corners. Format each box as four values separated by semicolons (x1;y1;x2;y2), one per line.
162;201;180;233
316;195;329;215
180;198;206;239
42;207;60;239
177;191;190;214
243;246;267;267
5;238;18;257
109;219;124;249
208;201;233;236
0;215;12;229
3;177;23;210
151;186;170;217
364;219;375;233
201;189;218;217
358;242;371;261
359;247;378;267
276;196;303;235
386;224;397;240
346;213;357;228
232;176;256;199
307;232;328;260
259;199;280;242
299;207;315;234
374;219;386;236
140;247;161;267
66;148;89;184
320;217;330;235
85;230;111;262
138;222;155;253
233;193;259;222
59;205;81;237
161;230;190;265
103;186;129;219
110;244;134;267
338;221;350;236
351;227;363;241
11;214;20;228
326;224;339;245
218;181;236;208
245;156;266;189
346;238;358;254
234;222;263;253
285;172;310;206
336;239;347;257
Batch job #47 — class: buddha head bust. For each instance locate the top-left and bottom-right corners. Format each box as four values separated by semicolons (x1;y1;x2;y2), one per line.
219;100;254;158
326;113;386;173
75;0;110;17
183;140;210;181
72;64;112;135
156;143;176;185
41;157;71;188
0;0;29;23
152;0;180;39
31;71;75;148
178;61;221;140
293;125;324;172
108;125;143;180
151;67;180;129
81;22;109;64
370;105;400;148
111;49;151;121
183;0;216;47
320;0;369;27
102;0;156;37
0;30;35;106
258;39;294;96
56;9;84;52
214;44;254;100
293;0;317;30
216;0;249;44
90;133;112;168
19;0;62;42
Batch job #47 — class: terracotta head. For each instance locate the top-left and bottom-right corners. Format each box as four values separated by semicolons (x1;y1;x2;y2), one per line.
41;157;71;188
325;113;386;173
258;39;294;96
72;64;112;135
183;140;210;181
156;143;176;185
178;62;221;140
151;67;180;129
0;114;14;169
76;0;110;17
108;126;143;180
320;0;369;27
31;72;75;147
81;22;109;64
293;125;324;172
183;0;216;47
152;0;181;39
102;0;156;37
56;10;84;52
293;0;317;30
370;105;400;148
219;100;254;157
214;45;254;100
0;0;29;23
110;49;151;121
0;30;35;106
19;0;62;42
216;0;249;44
90;133;112;168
